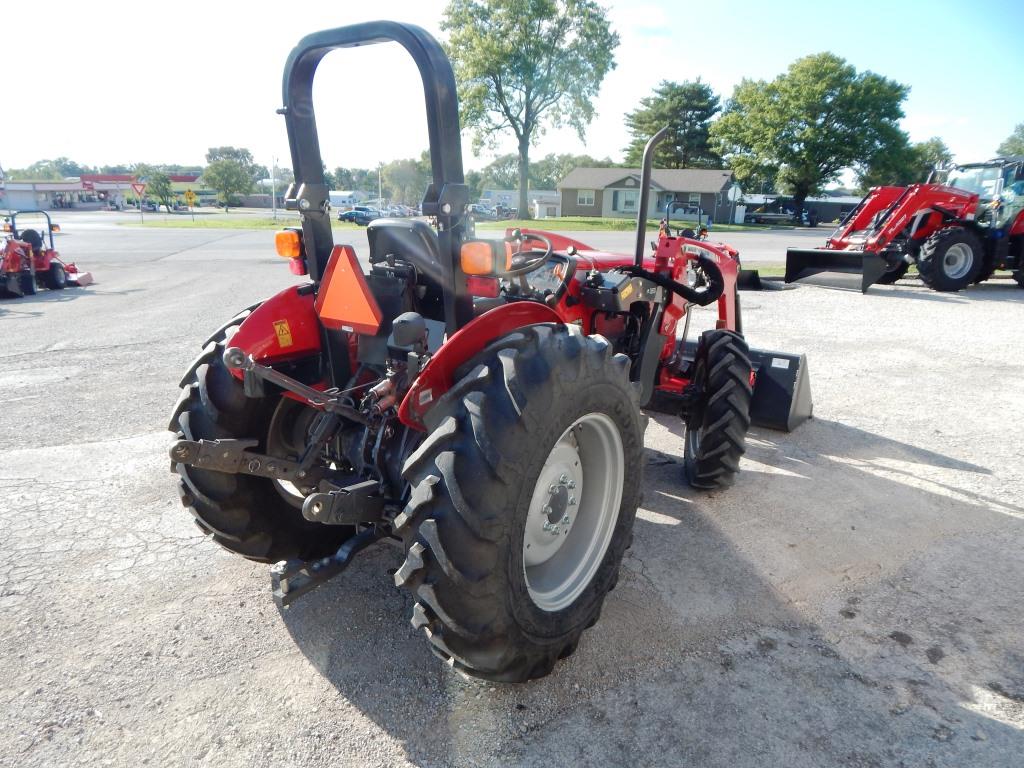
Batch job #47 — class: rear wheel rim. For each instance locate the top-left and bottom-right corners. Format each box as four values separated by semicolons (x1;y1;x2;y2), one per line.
943;243;973;279
522;412;624;612
266;397;321;508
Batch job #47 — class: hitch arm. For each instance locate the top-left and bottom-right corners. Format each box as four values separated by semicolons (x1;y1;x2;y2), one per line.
223;347;372;426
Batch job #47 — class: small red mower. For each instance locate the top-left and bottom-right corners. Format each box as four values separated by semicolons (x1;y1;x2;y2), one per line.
1;210;93;298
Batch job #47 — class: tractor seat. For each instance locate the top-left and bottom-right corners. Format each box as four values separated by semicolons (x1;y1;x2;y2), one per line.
367;219;443;286
19;228;43;253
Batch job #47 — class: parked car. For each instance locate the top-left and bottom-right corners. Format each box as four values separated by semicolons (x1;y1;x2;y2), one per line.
338;208;380;225
469;203;497;220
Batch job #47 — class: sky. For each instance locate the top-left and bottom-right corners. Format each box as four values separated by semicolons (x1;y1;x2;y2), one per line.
3;0;1022;178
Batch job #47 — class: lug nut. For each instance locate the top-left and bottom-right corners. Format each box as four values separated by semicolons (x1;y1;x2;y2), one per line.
561;514;571;525
568;496;577;506
567;480;576;489
559;473;569;484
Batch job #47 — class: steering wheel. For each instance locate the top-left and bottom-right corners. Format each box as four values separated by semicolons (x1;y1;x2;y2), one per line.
492;230;553;278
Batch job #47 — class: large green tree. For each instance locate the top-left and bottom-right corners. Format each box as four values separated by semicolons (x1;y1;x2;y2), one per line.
856;134;952;190
205;146;267;186
711;53;908;215
442;0;619;217
624;80;721;168
382;153;432;204
997;123;1024;156
201;159;253;211
137;167;175;212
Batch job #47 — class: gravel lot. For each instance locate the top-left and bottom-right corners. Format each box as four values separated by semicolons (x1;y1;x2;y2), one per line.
1;219;1022;767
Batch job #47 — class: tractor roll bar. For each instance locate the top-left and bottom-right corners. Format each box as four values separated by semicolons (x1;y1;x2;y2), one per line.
280;22;470;327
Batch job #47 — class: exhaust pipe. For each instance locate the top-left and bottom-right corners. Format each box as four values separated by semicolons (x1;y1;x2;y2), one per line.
634;126;669;268
785;248;891;293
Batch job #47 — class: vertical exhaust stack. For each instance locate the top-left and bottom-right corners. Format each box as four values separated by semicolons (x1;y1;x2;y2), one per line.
634;127;669;267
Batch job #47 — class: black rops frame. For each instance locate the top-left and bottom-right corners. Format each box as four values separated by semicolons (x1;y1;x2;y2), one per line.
279;21;473;334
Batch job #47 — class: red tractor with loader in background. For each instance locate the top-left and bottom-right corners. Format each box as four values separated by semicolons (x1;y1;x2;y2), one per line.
1;210;93;297
786;157;1024;293
168;21;811;682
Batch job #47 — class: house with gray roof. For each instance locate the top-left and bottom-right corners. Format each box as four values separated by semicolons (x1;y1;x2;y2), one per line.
558;167;737;223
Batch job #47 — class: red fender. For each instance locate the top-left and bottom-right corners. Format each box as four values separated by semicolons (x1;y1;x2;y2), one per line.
228;286;322;379
1010;208;1024;237
398;302;564;430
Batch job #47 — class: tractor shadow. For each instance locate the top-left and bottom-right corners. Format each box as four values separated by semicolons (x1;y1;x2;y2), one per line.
278;413;1024;767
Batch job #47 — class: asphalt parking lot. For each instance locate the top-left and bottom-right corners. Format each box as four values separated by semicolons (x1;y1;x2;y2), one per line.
1;217;1022;767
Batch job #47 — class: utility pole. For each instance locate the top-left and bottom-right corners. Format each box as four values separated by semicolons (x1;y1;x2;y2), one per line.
377;162;383;208
270;156;277;220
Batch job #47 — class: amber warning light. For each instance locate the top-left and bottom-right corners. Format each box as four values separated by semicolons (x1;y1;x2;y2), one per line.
275;229;303;259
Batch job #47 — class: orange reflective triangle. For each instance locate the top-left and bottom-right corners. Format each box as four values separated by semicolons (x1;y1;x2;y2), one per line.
314;245;383;335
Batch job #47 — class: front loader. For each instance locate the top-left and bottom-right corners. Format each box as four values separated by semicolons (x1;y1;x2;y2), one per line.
786;158;1024;292
168;21;811;682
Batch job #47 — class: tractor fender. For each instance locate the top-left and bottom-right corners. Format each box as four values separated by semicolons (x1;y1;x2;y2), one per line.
398;302;564;430
1010;209;1024;237
227;285;322;378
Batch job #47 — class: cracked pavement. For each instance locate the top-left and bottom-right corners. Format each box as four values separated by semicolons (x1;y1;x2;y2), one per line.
1;217;1022;767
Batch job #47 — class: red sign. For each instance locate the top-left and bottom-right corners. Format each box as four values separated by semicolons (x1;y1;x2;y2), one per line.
131;182;146;196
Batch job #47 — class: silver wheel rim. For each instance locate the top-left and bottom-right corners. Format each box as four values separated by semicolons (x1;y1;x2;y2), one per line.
943;243;973;280
522;412;624;612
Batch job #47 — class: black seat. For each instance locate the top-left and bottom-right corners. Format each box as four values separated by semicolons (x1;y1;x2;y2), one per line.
367;218;447;321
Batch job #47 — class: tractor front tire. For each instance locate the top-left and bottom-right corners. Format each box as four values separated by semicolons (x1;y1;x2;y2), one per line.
917;227;982;292
18;271;36;296
45;262;67;290
168;309;352;562
395;324;644;682
875;262;909;285
683;330;753;490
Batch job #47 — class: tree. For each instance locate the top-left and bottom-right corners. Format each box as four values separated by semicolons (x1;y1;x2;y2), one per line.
711;53;908;217
997;123;1024;156
382;155;431;204
201;159;253;211
138;167;175;212
624;80;721;168
205;146;266;186
442;0;619;217
529;152;615;189
856;134;952;190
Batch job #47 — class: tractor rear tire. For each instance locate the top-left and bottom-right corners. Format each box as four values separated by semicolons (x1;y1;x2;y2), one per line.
917;227;982;292
394;324;644;682
45;262;67;290
168;308;352;563
875;262;909;284
683;330;753;490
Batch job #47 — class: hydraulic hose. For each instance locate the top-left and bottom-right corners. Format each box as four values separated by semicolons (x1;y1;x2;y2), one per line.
620;254;724;307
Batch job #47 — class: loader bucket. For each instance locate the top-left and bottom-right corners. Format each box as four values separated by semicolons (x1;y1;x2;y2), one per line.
784;248;889;293
747;348;813;432
737;268;763;290
670;341;813;432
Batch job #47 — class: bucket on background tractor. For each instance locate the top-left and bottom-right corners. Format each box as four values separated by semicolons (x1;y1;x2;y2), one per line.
785;248;891;293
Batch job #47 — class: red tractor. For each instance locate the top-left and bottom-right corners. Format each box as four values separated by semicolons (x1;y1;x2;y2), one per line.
786;157;1024;292
1;210;93;297
168;22;811;682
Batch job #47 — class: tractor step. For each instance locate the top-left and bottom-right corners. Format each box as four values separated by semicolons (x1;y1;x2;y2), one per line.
271;525;384;607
